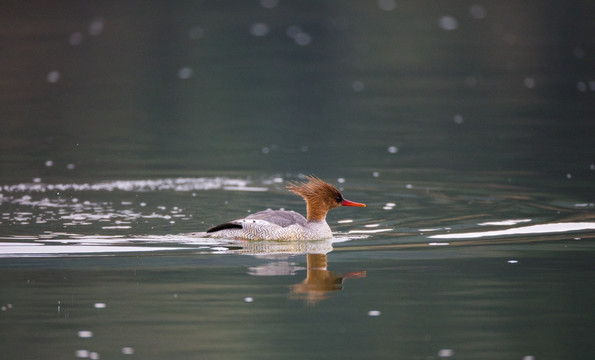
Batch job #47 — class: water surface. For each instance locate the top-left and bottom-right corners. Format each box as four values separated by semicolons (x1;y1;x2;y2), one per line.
1;1;594;359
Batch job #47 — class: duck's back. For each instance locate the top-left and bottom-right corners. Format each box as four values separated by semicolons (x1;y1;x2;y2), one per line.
245;209;307;227
205;209;331;240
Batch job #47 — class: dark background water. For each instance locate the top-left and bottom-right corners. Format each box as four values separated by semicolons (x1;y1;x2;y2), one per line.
1;1;594;359
2;0;594;180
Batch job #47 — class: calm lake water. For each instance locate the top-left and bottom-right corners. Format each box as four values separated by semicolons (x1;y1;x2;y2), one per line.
1;1;594;359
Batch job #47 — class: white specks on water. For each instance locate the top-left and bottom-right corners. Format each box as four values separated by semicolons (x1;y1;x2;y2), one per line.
178;67;193;79
470;5;486;19
352;80;365;92
45;160;54;167
577;81;587;92
66;163;76;170
372;171;380;178
523;356;536;360
93;302;106;309
47;71;60;83
383;202;396;210
77;350;101;360
524;77;536;89
244;297;254;303
438;349;454;358
429;242;450;246
378;0;396;11
76;350;90;358
250;23;270;37
294;32;312;46
453;114;464;124
4;177;250;193
387;146;398;154
78;330;93;338
439;16;458;31
405;184;413;189
566;173;572;179
508;260;519;264
337;178;345;184
89;17;104;36
338;219;353;224
364;224;380;228
121;347;135;355
368;310;381;316
286;25;311;46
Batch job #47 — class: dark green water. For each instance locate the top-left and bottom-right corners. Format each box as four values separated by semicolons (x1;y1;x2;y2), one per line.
1;1;594;359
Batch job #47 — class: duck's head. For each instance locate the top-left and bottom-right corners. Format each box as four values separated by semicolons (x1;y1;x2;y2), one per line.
287;176;366;221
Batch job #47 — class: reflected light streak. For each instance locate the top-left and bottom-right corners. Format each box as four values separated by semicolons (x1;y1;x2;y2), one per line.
349;228;392;234
430;222;595;239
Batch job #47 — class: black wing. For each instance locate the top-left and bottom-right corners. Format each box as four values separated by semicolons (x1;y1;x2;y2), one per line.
206;209;307;233
206;222;243;233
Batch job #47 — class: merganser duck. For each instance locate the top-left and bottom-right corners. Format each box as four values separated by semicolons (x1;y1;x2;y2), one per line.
204;176;365;240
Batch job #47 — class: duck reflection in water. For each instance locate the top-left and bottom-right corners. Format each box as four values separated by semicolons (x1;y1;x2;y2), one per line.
246;251;365;305
240;239;366;304
290;253;366;305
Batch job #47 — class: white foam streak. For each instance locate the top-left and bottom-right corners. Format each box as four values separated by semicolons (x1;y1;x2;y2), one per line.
0;242;184;256
430;222;595;239
348;228;392;234
478;219;531;226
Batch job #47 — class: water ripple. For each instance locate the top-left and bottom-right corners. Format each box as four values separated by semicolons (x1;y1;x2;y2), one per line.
1;177;255;193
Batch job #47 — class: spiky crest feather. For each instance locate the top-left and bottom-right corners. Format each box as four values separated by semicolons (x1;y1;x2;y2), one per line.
286;176;342;221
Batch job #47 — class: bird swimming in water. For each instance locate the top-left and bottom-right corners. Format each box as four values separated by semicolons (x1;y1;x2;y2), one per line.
203;176;365;240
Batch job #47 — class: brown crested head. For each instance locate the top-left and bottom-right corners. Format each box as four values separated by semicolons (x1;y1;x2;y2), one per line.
286;176;365;221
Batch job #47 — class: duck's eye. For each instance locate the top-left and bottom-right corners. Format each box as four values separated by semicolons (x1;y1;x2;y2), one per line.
335;195;343;203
